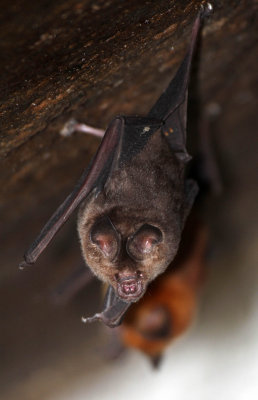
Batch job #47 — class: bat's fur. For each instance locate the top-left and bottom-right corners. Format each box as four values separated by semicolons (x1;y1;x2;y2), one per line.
78;127;191;301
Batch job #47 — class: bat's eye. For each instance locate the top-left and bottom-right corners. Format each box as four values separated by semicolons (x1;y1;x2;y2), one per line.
90;217;120;260
127;224;162;260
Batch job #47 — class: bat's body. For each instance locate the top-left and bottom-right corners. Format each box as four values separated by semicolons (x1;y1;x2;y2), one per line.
77;125;192;302
20;7;212;327
120;216;208;367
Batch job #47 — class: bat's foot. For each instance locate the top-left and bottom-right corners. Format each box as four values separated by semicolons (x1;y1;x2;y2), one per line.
60;119;105;138
200;1;213;17
60;118;77;137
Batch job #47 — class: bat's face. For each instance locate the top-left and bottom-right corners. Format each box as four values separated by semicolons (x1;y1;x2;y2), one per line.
78;214;177;302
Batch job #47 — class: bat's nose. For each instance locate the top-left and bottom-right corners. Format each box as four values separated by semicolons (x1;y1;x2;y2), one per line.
116;273;144;301
121;280;138;295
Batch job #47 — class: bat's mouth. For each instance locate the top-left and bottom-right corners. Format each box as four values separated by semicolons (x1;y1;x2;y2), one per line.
116;273;144;302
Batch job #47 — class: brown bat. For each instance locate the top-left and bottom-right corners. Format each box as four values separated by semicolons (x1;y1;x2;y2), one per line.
20;6;212;327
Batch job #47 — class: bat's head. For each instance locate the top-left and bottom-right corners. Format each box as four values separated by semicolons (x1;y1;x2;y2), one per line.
78;213;178;302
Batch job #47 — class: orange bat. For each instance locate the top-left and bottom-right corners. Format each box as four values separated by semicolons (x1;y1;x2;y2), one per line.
119;217;208;367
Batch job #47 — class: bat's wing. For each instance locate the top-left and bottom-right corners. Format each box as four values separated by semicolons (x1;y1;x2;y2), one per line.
20;116;162;268
148;12;202;163
20;118;123;268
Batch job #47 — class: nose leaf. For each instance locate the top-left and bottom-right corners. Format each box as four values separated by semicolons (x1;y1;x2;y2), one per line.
121;280;138;295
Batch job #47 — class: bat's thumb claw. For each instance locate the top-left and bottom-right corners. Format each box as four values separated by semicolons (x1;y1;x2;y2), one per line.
81;314;101;324
18;260;32;270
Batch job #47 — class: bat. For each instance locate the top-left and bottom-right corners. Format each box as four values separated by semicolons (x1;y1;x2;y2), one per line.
51;112;217;365
120;215;208;368
20;5;212;328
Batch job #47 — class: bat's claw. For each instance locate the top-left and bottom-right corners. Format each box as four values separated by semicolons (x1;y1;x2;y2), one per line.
81;312;123;328
19;260;32;270
200;1;213;17
60;119;78;137
81;313;101;324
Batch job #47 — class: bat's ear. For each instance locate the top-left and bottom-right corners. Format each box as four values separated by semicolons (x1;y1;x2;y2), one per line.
90;216;121;260
127;224;162;260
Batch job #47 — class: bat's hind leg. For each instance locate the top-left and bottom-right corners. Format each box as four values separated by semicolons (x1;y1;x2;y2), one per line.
60;118;105;138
